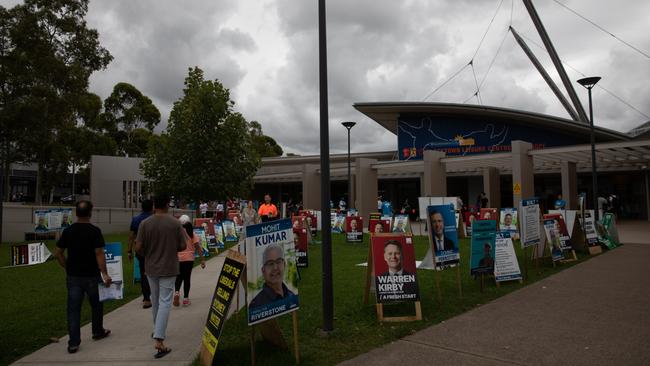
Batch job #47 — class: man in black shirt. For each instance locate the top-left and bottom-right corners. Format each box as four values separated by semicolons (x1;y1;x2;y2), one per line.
54;201;112;354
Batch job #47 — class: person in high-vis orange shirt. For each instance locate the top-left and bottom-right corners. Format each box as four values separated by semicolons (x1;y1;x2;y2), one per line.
258;194;278;222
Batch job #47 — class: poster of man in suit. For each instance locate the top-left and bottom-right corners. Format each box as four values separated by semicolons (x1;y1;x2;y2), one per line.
372;235;419;303
427;204;459;270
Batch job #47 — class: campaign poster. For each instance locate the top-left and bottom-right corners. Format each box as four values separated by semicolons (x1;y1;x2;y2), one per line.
543;219;564;261
369;212;382;221
292;216;309;267
194;228;210;256
582;210;599;246
464;211;478;236
347;208;358;217
542;214;570;250
303;210;317;234
213;223;225;249
48;210;63;230
427;204;459;270
34;210;49;232
369;218;391;234
494;232;522;282
371;234;419;303
346;216;363;242
60;208;73;228
202;255;245;358
392;214;411;234
195;218;217;248
10;242;52;266
520;198;541;248
223;220;239;242
479;208;498;222
332;215;346;233
598;213;619;249
99;243;124;301
228;212;244;233
470;220;496;275
499;208;518;233
246;219;299;325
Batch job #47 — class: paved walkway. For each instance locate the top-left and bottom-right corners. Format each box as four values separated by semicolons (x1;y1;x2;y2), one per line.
340;221;650;366
12;248;246;366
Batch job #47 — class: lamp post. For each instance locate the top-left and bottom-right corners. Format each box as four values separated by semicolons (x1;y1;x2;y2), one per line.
577;76;601;221
341;121;356;211
318;0;334;334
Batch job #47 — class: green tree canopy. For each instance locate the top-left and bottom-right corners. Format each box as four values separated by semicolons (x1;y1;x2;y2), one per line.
101;82;161;157
249;120;283;157
142;67;260;201
0;0;112;202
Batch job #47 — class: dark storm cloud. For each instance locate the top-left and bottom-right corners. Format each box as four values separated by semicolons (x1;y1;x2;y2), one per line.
7;0;642;154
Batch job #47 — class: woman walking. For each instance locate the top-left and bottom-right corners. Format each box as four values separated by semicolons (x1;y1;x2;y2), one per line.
174;216;205;307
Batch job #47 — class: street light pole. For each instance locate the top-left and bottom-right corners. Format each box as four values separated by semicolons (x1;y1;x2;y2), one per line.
577;76;601;221
318;0;334;334
342;121;356;211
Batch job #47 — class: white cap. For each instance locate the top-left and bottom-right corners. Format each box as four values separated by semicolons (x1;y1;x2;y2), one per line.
179;215;191;224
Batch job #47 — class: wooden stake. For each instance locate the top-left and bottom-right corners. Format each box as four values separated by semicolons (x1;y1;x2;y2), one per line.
363;242;373;306
456;265;463;298
292;312;300;364
479;273;484;292
250;326;256;366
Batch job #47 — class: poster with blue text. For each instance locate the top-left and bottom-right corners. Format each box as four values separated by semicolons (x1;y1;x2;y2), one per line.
246;219;299;325
99;243;123;301
427;204;459;270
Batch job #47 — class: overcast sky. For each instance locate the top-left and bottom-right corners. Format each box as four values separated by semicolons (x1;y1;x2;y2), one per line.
4;0;649;154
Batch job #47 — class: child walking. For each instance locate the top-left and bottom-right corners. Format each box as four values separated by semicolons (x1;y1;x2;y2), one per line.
175;216;205;306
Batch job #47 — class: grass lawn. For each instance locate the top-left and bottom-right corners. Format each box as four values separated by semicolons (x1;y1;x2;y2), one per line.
209;233;589;366
0;232;590;366
0;232;215;366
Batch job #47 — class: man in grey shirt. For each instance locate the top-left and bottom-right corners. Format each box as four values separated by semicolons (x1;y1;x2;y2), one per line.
136;194;187;358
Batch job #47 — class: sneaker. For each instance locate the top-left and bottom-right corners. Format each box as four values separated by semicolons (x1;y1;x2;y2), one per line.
92;329;111;340
182;298;190;306
67;345;79;354
142;300;152;309
173;292;180;307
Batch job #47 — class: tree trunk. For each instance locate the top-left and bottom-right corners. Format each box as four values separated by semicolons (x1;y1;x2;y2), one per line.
3;160;9;202
36;163;42;205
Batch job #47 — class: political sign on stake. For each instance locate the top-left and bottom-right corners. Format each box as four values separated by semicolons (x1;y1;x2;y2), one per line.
499;208;518;234
369;218;391;234
479;208;498;221
246;219;299;325
223;220;239;243
543;219;565;262
9;242;51;267
214;223;225;249
346;216;363;242
470;220;497;276
201;252;245;364
371;234;419;303
542;214;571;251
194;228;210;257
494;232;522;282
426;204;459;270
520;198;541;248
292;216;309;267
392;214;411;234
332;214;345;234
99;243;123;301
582;210;598;246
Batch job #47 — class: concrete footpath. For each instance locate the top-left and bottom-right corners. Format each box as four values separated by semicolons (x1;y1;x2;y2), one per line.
340;221;650;366
12;248;245;366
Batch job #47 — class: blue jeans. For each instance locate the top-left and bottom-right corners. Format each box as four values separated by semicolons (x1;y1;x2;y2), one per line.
147;275;175;340
66;276;104;347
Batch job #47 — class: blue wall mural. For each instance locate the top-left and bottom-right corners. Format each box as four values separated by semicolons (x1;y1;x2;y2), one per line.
397;114;587;160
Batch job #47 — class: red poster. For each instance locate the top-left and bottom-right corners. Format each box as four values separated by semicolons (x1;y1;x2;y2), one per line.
345;216;363;242
369;218;390;234
479;208;498;222
371;234;420;303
